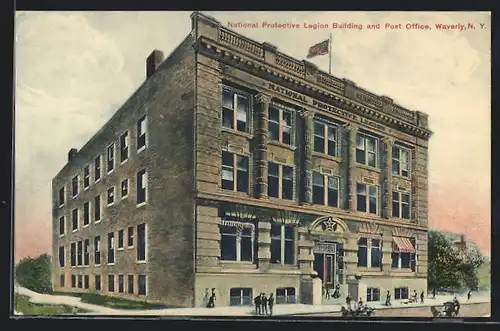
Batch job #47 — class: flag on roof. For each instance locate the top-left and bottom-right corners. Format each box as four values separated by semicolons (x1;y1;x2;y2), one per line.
306;39;329;59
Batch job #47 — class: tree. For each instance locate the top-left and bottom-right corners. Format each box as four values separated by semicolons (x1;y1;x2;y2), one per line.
15;254;52;294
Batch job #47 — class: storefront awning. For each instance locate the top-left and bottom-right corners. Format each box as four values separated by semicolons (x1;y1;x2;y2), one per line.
393;237;415;253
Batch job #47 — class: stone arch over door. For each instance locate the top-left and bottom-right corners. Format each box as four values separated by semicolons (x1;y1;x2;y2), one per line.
308;216;350;234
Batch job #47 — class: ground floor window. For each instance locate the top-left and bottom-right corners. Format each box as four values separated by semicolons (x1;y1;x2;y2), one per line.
77;275;83;288
229;288;252;306
366;287;380;302
108;275;115;292
276;287;296;304
60;274;65;287
128;275;134;294
220;220;254;262
95;275;101;291
71;275;76;288
118;275;124;293
395;287;409;300
138;275;147;296
84;275;89;289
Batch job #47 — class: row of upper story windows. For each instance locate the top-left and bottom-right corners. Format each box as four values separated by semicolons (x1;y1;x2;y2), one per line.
221;150;411;219
58;170;148;235
221;85;411;178
58;116;147;207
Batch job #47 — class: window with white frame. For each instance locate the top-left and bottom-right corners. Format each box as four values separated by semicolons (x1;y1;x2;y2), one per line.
314;121;338;157
84;239;90;266
59;216;65;236
94;155;101;182
72;208;78;231
312;172;339;207
137;169;147;205
108;232;115;264
357;183;378;214
138;275;147;295
392;145;411;178
59;187;65;206
95;275;101;291
128;275;134;294
137;115;147;151
84;165;90;189
367;287;380;302
107;187;115;206
77;240;82;266
94;195;101;222
72;176;79;197
118;229;124;249
392;191;411;219
356;133;379;168
391;237;416;271
121;179;128;198
137;223;146;262
270;223;294;265
107;144;115;173
276;287;296;304
222;86;250;133
229;288;252;306
395;287;409;300
108;275;115;292
127;226;134;248
60;274;65;287
84;275;89;289
220;220;254;262
268;104;293;146
268;162;294;200
118;275;124;293
221;151;249;193
83;201;90;226
120;131;129;163
71;275;76;288
59;246;65;267
78;275;83;288
94;236;101;265
70;242;76;266
357;237;382;268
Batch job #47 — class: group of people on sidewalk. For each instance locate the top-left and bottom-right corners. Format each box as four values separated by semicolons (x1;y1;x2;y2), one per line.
254;293;274;315
383;289;426;306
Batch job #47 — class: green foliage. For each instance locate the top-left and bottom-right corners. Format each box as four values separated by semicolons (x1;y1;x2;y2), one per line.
428;231;486;292
78;293;173;309
15;254;52;294
14;293;89;315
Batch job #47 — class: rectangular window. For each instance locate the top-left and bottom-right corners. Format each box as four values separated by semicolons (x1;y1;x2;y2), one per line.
121;179;128;198
59;216;65;236
356;133;379;167
72;176;79;197
268;162;294;200
83;202;90;226
137;223;146;262
120;131;129;163
357;238;368;267
107;144;115;173
395;287;409;300
72;208;78;231
77;240;82;266
357;183;378;214
371;239;381;268
107;187;115;206
137;115;147;151
268;105;293;145
118;230;124;249
84;275;89;289
222;87;250;132
78;275;82;288
59;187;65;206
108;232;115;264
71;275;76;288
221;151;249;193
312;172;339;207
118;275;124;293
367;287;380;302
138;275;147;295
84;239;90;266
392;191;411;219
70;242;76;266
314;121;338;156
95;275;101;291
60;274;65;287
127;227;134;247
108;275;115;292
392;146;411;178
276;287;297;304
94;155;101;182
128;275;134;294
230;288;253;306
84;165;90;189
94;236;101;265
59;246;65;267
220;222;253;262
358;238;382;268
270;224;294;265
94;195;101;222
137;169;147;205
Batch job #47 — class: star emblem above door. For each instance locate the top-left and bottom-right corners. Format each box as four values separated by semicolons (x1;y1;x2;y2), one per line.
322;217;338;232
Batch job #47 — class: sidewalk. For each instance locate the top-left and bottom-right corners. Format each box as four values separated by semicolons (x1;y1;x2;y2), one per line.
14;285;490;316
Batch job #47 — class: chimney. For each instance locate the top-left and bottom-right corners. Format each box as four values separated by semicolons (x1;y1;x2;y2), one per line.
68;148;78;163
146;50;164;79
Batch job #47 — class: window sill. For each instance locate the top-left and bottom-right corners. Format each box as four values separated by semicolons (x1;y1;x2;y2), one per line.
107;169;114;175
95;220;102;224
136;202;147;208
121;159;128;166
122;195;128;200
117;248;124;251
84;187;89;191
268;140;296;151
221;127;253;140
136;260;147;264
59;234;65;238
94;264;101;267
137;146;146;154
356;163;381;173
107;202;115;207
108;263;116;266
72;229;78;233
95;179;101;184
59;204;65;208
128;246;134;249
83;224;89;228
72;195;78;199
312;151;341;163
392;173;411;181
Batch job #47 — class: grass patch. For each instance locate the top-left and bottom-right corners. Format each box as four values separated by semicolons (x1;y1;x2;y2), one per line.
53;292;175;310
14;293;90;315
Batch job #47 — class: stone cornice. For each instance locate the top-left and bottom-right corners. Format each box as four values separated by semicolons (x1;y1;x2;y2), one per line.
194;36;433;140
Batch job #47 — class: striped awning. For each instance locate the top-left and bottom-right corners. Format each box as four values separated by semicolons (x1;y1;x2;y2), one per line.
220;220;255;231
393;237;415;253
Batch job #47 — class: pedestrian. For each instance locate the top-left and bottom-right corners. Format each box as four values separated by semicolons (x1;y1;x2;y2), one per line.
412;290;418;303
467;290;472;301
254;293;262;315
268;293;274;316
207;288;216;308
261;293;268;315
325;286;331;299
346;294;352;309
432;288;436;299
453;296;460;316
420;290;424;303
385;290;391;306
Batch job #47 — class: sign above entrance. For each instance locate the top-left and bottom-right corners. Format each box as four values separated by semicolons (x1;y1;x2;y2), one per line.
313;242;337;254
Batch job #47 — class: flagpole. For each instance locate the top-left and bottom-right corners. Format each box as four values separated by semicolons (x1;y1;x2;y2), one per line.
328;33;332;74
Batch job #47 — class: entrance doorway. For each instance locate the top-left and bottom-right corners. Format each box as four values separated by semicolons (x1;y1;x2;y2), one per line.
313;241;337;288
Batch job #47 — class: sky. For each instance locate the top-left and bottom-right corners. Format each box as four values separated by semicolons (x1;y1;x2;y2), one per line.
14;11;491;260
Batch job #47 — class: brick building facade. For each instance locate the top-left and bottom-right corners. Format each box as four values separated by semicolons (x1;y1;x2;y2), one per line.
52;12;432;308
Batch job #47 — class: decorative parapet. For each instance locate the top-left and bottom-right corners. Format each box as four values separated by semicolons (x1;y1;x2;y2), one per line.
191;11;428;128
